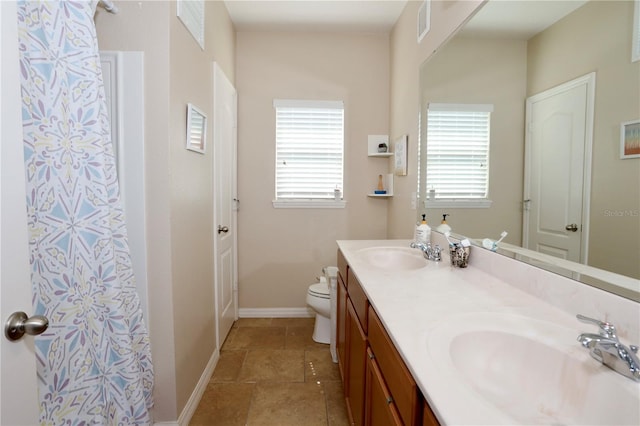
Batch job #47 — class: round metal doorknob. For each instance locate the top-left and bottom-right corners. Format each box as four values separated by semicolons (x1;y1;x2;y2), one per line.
218;225;229;234
565;223;579;232
4;311;49;341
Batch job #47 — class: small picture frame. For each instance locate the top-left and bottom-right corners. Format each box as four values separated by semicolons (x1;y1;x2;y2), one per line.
186;103;207;154
394;134;408;176
620;119;640;159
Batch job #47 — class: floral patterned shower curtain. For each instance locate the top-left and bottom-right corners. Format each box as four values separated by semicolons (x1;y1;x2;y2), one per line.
17;1;154;423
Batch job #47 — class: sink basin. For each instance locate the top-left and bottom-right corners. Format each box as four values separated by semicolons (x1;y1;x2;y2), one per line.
427;313;640;425
356;247;427;270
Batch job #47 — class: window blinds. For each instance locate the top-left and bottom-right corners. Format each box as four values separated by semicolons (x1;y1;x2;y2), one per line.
274;100;344;200
426;103;493;199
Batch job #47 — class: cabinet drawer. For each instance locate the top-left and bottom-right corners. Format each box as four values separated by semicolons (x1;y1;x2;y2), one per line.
368;306;422;426
347;268;368;332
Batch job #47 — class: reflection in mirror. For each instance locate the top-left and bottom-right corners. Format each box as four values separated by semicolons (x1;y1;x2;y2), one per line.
418;1;639;299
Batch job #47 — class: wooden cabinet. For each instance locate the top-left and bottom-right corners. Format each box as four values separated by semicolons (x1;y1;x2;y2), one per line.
365;347;402;426
336;248;439;426
337;271;348;382
345;299;367;426
368;307;422;425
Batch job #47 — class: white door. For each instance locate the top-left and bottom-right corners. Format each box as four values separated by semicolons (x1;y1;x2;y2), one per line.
0;1;40;424
213;63;238;348
524;73;595;263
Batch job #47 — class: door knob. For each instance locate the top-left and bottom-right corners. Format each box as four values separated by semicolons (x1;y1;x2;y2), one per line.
4;311;49;341
565;223;579;232
218;225;229;234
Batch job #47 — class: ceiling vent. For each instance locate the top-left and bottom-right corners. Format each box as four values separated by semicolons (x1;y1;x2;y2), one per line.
417;0;431;43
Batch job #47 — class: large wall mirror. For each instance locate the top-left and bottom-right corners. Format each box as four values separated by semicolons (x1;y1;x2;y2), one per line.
418;0;639;300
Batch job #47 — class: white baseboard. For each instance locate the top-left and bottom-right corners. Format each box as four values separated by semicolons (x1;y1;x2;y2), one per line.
164;349;220;426
239;307;315;318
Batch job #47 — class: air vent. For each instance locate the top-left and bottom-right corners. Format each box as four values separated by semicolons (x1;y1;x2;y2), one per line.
417;0;431;43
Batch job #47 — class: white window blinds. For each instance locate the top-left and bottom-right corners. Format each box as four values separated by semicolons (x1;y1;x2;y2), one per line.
426;103;493;199
274;100;344;200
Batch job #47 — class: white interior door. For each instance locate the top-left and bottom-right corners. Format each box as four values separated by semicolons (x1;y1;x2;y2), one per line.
524;73;594;263
0;1;40;423
213;63;238;348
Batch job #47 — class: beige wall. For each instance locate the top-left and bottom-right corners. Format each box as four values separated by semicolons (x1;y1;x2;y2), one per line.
527;0;640;279
236;31;390;309
96;0;236;420
419;36;528;244
387;0;485;238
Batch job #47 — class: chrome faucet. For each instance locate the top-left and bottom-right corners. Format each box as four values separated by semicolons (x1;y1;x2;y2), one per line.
410;242;442;262
576;314;640;381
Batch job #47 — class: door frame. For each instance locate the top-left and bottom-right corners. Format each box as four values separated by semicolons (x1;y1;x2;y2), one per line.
523;72;596;264
212;62;238;349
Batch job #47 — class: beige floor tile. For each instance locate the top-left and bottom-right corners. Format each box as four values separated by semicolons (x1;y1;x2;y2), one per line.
271;317;315;328
323;380;350;426
305;350;341;383
238;349;305;382
285;326;329;350
221;327;238;350
224;326;286;350
234;318;273;328
212;350;247;382
190;382;254;426
247;381;328;426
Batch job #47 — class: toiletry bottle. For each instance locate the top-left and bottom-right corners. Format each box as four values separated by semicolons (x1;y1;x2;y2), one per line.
436;214;451;233
416;214;431;245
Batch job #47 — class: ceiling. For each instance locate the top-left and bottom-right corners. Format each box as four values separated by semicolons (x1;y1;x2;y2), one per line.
223;1;588;38
223;0;408;32
461;0;588;40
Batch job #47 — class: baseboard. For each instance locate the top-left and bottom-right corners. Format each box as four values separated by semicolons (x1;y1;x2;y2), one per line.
239;307;315;318
169;349;220;426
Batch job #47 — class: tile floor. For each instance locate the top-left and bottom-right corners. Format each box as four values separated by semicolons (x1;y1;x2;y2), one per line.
190;318;350;426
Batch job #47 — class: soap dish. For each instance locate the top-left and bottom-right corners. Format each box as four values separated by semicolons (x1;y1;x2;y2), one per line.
374;190;387;194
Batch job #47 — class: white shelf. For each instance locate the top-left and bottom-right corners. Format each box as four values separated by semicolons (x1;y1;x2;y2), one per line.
368;135;390;156
368;173;393;198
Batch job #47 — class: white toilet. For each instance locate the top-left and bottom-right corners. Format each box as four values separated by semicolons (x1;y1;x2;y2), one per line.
306;266;338;348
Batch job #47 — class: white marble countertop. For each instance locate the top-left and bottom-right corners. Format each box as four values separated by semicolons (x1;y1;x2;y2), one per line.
336;238;640;425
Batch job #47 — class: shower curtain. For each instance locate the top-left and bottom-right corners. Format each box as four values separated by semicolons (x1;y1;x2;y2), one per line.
17;1;154;424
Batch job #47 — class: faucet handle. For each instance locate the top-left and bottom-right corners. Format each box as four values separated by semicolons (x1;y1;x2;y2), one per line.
577;314;617;339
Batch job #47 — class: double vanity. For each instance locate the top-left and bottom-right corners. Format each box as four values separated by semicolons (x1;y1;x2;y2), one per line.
335;234;640;425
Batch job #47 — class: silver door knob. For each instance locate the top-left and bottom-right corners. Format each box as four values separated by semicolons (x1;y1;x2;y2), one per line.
217;225;229;234
565;223;579;232
4;311;49;341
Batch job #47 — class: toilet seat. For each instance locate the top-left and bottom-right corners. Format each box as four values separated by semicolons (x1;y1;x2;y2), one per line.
308;282;330;299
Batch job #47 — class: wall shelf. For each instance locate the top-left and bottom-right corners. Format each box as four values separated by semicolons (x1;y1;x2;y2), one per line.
368;152;394;158
367;173;393;198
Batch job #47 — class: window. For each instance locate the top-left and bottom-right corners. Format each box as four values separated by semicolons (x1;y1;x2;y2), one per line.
273;99;345;208
425;103;493;207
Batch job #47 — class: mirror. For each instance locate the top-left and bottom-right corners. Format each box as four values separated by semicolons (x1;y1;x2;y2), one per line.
418;0;640;300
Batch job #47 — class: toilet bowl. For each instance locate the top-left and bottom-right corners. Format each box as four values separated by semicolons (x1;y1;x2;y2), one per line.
306;279;331;344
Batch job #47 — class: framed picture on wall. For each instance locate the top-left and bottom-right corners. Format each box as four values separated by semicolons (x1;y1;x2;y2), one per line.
186;103;207;154
394;135;408;176
620;119;640;159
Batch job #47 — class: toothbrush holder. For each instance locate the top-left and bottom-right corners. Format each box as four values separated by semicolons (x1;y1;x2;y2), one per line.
449;244;470;268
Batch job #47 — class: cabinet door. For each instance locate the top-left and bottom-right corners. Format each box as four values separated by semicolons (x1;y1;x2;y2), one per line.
366;348;403;426
422;400;440;426
337;272;348;382
368;307;423;425
345;299;367;426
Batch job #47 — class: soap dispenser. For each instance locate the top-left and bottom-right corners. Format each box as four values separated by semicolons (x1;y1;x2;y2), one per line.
416;214;431;245
436;214;452;233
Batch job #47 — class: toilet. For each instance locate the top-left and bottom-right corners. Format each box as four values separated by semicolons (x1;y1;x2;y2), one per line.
306;266;338;350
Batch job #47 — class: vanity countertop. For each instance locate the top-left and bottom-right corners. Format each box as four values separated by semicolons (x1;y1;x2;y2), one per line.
337;238;640;425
